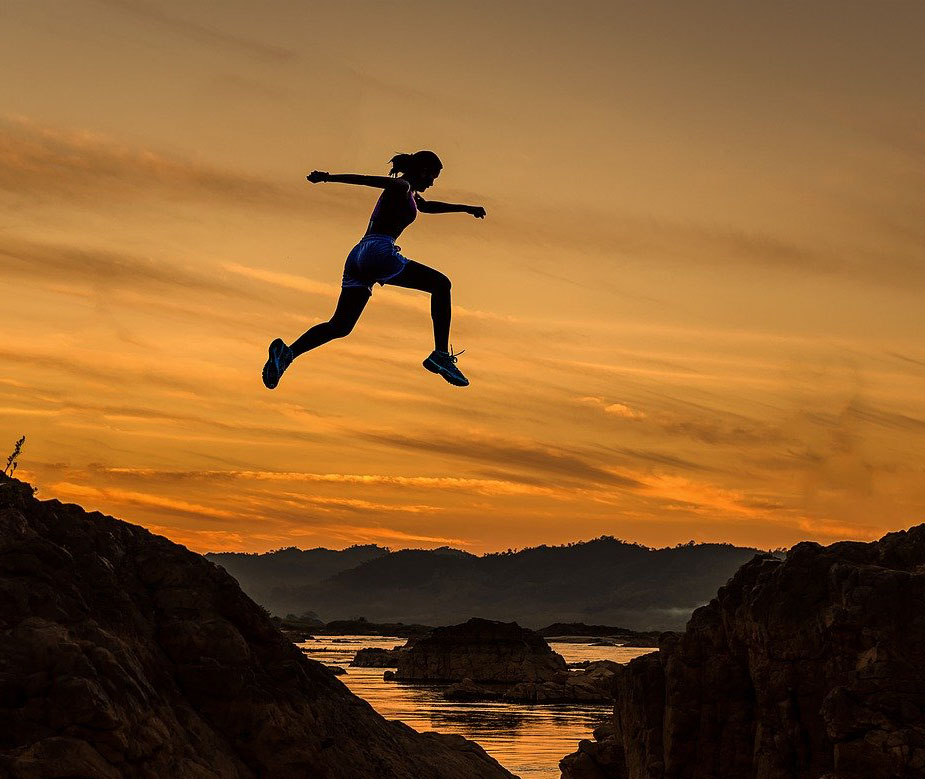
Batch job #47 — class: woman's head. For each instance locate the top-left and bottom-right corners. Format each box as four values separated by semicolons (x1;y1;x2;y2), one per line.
389;150;442;191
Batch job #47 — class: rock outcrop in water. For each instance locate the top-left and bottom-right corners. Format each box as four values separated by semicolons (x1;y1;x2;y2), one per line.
0;475;514;779
350;646;409;667
445;660;621;704
537;624;663;647
560;526;925;779
389;618;623;704
395;617;568;683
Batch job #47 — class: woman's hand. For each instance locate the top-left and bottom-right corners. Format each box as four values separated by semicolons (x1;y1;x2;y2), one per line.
469;206;487;219
306;170;329;184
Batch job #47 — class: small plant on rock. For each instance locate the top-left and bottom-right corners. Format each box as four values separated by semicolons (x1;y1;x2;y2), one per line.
4;435;25;476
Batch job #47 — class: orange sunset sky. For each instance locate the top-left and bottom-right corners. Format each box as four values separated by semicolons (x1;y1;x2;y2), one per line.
1;1;923;554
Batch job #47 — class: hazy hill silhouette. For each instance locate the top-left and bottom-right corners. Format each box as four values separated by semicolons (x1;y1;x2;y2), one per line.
207;544;387;613
209;537;764;631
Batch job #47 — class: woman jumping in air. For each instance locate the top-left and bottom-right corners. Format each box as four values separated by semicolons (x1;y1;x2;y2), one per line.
262;150;486;390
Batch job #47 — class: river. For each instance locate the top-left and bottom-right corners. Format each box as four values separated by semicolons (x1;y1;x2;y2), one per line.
299;635;654;779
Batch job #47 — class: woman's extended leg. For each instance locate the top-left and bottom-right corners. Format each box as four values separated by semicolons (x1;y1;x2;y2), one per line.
290;286;370;357
385;260;451;352
385;260;468;387
262;286;370;389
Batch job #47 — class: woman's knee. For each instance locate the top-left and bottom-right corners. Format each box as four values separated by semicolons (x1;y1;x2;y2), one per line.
432;272;451;295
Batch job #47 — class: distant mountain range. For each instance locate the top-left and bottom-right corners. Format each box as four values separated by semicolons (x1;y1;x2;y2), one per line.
207;537;766;631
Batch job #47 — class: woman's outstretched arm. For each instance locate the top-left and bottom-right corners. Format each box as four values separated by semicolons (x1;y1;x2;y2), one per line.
307;170;409;190
415;195;486;218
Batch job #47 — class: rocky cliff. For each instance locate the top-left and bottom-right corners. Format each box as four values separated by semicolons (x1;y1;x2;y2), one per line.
560;526;925;779
0;475;514;779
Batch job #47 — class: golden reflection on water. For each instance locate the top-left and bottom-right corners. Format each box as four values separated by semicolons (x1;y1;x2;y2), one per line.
300;636;654;779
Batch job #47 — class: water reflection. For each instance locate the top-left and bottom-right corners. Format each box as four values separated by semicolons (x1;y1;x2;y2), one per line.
300;635;653;779
428;705;527;734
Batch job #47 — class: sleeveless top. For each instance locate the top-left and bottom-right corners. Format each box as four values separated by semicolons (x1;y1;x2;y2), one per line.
366;187;418;238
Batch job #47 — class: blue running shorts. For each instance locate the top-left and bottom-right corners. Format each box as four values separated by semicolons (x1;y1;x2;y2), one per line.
342;233;411;293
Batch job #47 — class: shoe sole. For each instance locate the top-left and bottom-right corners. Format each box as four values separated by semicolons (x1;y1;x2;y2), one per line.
262;338;286;389
423;356;469;387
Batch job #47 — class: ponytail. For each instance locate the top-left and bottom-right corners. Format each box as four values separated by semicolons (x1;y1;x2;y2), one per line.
388;150;443;177
388;153;417;177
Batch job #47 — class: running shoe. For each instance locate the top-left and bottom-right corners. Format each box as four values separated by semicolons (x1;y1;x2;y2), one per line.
423;347;469;387
262;338;294;389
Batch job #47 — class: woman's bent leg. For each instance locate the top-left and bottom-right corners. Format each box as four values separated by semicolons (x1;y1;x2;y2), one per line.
385;260;451;352
290;286;370;358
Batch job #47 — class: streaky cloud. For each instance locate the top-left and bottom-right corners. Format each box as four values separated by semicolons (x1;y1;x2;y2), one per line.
358;429;644;489
92;0;296;63
0;235;245;297
0;117;352;214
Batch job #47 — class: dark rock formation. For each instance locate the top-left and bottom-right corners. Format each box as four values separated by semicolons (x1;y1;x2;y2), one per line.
505;660;622;704
316;619;433;637
389;619;626;702
395;617;568;683
444;679;505;702
278;626;313;642
350;646;409;668
444;660;623;704
538;623;664;647
559;724;625;779
0;475;514;779
560;526;925;779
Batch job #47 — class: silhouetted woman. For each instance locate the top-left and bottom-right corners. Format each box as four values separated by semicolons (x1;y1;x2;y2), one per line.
262;150;486;390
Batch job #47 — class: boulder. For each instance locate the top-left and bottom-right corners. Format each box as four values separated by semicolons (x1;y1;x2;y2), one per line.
350;646;408;667
440;661;624;704
0;475;514;779
395;617;568;683
504;661;623;704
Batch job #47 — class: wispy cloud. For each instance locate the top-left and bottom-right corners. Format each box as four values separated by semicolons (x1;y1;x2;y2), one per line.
48;481;237;521
0;347;202;393
275;491;443;515
0;116;336;212
605;446;717;474
639;474;765;518
579;396;647;420
91;0;297;63
2;391;339;446
578;395;788;446
223;262;337;299
886;351;925;370
72;464;562;498
287;523;471;548
0;235;246;297
358;429;643;488
494;195;925;290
